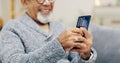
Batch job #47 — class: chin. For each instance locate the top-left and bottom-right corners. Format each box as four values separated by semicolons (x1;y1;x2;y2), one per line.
37;12;52;24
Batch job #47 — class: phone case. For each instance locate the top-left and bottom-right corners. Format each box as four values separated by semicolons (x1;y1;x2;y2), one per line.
76;15;91;30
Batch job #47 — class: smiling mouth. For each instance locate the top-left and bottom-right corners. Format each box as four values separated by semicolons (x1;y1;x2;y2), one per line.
39;9;51;15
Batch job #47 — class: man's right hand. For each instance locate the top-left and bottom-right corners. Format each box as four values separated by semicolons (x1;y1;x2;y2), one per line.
57;28;83;51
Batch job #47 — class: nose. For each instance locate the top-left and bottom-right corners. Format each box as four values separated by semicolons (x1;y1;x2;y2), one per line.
43;0;51;5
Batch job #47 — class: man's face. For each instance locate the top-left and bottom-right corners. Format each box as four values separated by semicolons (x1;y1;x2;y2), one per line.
23;0;54;23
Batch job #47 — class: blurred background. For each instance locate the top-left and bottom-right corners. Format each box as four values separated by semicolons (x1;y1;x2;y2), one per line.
0;0;120;28
1;0;120;62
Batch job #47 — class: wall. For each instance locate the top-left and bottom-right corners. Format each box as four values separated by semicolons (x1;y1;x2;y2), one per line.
0;0;2;17
53;0;94;27
0;0;9;24
0;0;94;27
94;0;120;27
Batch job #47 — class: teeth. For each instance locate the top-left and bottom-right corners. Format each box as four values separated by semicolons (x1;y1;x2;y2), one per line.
40;9;50;15
42;9;49;11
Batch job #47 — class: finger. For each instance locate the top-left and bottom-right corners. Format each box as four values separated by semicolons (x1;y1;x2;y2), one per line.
62;41;74;51
74;43;86;49
67;35;80;41
68;34;83;41
74;36;86;42
71;46;90;53
65;29;82;38
71;28;83;34
80;27;92;39
71;48;84;52
61;33;78;42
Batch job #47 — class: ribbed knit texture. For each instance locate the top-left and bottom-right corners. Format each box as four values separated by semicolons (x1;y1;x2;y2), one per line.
0;13;96;63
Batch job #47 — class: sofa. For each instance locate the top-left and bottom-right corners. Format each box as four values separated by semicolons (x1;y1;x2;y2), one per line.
90;24;120;63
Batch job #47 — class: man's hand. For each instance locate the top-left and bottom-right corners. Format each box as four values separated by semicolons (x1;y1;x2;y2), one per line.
57;27;93;60
71;28;93;60
57;28;83;51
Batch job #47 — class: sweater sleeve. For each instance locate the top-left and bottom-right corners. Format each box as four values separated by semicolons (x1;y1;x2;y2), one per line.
68;48;97;63
0;28;66;63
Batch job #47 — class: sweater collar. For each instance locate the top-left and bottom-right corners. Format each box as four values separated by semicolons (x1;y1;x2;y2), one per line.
21;12;53;37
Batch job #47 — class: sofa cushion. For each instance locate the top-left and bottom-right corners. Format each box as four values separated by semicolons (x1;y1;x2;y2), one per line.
90;24;120;63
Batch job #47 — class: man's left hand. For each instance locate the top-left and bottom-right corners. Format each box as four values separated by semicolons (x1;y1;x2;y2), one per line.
70;27;93;60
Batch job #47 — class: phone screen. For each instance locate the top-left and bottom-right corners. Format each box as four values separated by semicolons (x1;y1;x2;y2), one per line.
76;15;91;30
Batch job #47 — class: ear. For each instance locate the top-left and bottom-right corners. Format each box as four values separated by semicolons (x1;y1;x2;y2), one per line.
21;0;28;7
21;0;27;6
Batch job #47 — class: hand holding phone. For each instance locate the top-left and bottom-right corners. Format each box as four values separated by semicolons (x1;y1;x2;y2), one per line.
73;15;91;49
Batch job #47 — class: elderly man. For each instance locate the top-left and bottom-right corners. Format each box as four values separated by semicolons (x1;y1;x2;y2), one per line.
0;0;97;63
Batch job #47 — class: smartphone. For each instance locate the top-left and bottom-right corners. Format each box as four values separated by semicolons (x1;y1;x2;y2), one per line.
76;15;91;30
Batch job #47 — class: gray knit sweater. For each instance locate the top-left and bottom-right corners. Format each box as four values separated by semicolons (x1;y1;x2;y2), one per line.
0;13;97;63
